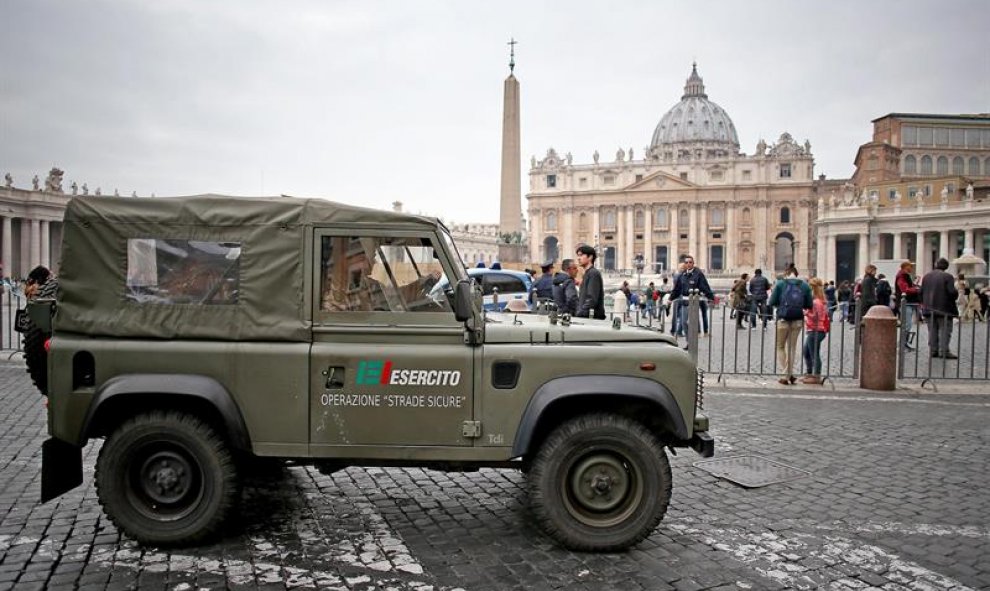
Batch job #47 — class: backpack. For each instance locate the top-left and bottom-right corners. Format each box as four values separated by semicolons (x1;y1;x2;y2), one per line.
778;280;805;320
876;280;892;303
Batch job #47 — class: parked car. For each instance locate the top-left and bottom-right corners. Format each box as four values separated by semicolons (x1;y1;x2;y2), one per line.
433;268;533;311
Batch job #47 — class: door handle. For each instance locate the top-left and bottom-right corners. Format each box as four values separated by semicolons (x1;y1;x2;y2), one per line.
322;366;345;389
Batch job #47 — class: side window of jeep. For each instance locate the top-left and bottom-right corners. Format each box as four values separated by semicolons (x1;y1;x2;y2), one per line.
319;235;452;314
125;238;241;305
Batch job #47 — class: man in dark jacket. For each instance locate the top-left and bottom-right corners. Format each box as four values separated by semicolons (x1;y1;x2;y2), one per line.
920;257;959;358
575;245;605;319
669;254;714;336
552;258;579;315
748;268;771;329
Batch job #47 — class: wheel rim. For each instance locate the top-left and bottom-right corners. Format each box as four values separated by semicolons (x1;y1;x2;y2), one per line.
126;441;205;522
563;449;643;528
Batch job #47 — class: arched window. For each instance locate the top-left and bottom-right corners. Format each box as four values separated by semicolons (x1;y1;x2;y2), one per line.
679;208;689;228
654;207;667;228
921;155;933;175
969;157;981;175
952;157;965;175
603;210;616;229
545;211;557;232
936;156;948;175
634;209;644;230
710;207;724;227
579;212;588;230
780;206;791;224
742;207;752;226
904;155;916;174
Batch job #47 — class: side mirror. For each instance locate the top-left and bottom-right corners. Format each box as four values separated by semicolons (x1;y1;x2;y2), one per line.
453;279;474;322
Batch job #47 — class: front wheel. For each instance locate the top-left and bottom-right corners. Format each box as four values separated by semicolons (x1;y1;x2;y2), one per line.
95;411;240;546
528;413;672;551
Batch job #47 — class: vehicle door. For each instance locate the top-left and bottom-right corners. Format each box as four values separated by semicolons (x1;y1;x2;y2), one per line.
310;230;475;450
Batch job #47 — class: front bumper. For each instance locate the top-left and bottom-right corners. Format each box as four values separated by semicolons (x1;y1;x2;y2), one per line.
689;431;715;458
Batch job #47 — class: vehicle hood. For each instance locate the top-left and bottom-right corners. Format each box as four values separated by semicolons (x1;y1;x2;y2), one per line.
482;312;677;345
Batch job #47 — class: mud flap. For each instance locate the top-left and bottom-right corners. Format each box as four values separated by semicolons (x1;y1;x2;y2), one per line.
41;438;83;502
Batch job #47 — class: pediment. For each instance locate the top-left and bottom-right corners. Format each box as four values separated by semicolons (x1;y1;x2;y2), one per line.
626;170;696;190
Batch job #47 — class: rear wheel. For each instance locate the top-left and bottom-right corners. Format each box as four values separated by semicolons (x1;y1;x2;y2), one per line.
95;410;239;546
21;320;48;395
528;413;672;551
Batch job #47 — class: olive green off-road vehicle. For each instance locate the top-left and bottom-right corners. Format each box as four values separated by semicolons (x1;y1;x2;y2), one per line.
34;195;713;552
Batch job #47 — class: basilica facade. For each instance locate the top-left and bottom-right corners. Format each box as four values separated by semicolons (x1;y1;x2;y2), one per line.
526;65;818;278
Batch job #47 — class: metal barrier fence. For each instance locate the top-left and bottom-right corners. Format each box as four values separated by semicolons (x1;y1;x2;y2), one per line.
1;287;26;354
897;302;989;383
617;294;989;385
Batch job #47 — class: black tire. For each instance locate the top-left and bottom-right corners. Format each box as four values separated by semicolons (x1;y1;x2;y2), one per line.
21;320;48;396
528;413;672;552
95;410;240;546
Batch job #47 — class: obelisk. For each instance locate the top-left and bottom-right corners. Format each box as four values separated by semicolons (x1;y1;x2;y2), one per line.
498;38;523;263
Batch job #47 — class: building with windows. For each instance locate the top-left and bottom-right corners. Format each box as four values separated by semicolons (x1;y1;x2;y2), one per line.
0;169;69;279
526;64;820;278
816;113;990;283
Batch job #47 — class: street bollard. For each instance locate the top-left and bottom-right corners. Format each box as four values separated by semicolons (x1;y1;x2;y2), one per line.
859;305;898;390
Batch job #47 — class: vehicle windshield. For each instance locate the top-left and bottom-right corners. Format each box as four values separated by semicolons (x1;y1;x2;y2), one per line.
440;227;467;281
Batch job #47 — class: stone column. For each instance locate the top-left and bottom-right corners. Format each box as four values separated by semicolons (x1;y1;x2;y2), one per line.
669;204;679;269
625;205;635;270
963;228;975;252
825;233;837;282
30;219;41;268
858;233;869;273
939;230;949;260
562;207;574;261
614;207;624;269
916;231;929;271
40;221;50;268
755;202;768;271
697;203;708;270
892;232;902;260
688;204;699;265
643;206;653;273
1;216;11;279
725;206;736;272
529;210;541;263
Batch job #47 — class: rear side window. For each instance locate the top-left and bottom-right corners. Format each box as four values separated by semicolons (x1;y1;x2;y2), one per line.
126;239;241;305
481;274;526;296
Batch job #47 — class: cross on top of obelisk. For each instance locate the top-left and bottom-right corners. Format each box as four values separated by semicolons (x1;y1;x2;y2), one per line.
508;37;517;73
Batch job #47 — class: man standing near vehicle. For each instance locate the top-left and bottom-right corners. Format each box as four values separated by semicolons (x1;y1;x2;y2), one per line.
748;268;771;330
552;258;579;316
920;257;958;358
575;245;605;319
669;255;714;337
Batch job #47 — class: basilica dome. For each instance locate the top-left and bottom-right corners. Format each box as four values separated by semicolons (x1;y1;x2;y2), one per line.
649;64;740;159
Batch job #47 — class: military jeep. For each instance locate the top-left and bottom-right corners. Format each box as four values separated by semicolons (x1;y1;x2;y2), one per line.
36;195;712;552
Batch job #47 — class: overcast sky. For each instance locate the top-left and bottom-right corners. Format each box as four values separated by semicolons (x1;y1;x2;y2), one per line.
2;0;987;224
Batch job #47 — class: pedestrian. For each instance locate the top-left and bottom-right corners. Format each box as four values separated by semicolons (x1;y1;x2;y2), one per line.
801;277;830;384
732;272;750;329
979;285;989;321
552;258;579;315
920;257;959;358
657;276;671;331
17;265;59;333
670;263;686;335
748;268;771;330
531;261;555;306
894;261;921;349
575;245;606;319
955;274;969;321
644;281;656;320
876;273;892;308
837;280;852;323
669;255;715;338
858;265;878;318
825;280;837;321
768;265;812;385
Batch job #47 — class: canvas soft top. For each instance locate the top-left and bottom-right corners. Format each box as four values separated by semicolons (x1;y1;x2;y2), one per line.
57;195;443;341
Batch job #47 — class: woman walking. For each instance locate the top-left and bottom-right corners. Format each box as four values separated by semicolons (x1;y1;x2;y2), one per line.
802;277;830;384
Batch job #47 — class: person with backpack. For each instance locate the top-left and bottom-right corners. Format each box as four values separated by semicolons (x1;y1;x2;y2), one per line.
824;280;837;322
894;261;921;349
768;265;813;385
837;280;852;323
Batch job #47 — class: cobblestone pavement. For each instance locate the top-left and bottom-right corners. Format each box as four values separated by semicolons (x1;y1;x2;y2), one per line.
1;361;989;590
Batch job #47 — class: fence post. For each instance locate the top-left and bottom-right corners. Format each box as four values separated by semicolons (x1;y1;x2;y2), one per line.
687;290;700;363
